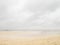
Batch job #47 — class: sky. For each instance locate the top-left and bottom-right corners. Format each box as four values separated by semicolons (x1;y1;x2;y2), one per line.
0;0;60;30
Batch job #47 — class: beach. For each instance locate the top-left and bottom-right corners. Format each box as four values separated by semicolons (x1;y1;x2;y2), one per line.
0;31;60;45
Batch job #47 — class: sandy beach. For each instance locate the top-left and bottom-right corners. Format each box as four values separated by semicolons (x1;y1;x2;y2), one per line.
0;31;60;45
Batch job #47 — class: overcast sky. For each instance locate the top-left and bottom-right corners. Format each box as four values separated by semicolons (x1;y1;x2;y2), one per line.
0;0;60;30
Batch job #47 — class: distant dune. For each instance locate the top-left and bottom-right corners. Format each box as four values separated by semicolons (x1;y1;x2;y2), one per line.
0;31;60;45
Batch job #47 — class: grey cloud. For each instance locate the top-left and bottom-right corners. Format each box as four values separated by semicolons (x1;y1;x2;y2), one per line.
0;0;60;29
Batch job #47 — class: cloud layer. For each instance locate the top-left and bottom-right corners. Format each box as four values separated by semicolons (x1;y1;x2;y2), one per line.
0;0;60;29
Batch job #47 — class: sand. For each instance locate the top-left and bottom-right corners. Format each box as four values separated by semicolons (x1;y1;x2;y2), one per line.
0;31;60;45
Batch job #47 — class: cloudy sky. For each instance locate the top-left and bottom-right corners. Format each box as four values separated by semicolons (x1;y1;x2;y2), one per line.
0;0;60;29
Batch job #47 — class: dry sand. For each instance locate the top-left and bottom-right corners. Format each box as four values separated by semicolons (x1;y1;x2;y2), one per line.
0;31;60;45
